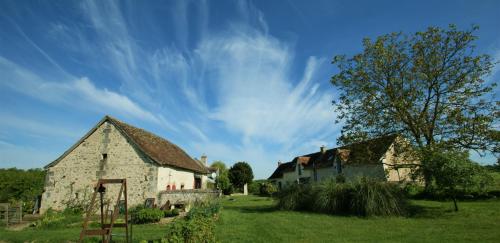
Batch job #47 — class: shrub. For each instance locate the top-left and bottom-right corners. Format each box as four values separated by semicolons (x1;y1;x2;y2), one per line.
222;184;233;195
351;178;406;216
248;181;261;195
34;209;82;229
130;205;163;224
275;183;313;211
186;201;221;220
259;182;277;196
161;201;220;243
164;216;216;243
164;208;180;217
313;179;353;214
276;178;407;217
335;174;346;183
421;149;493;211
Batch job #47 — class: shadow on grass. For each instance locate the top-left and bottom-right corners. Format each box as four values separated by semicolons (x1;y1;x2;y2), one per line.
223;204;279;214
225;202;455;219
406;203;449;219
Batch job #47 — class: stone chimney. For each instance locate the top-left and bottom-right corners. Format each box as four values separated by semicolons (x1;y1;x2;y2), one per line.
337;149;350;162
201;154;207;166
320;145;326;154
278;160;282;166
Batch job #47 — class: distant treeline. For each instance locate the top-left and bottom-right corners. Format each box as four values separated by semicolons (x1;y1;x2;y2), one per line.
0;168;45;204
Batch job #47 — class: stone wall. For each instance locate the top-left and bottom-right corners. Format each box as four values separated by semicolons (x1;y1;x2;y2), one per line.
41;121;158;213
157;189;220;208
382;137;419;182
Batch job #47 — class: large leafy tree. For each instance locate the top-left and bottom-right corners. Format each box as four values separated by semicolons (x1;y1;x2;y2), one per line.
331;25;498;156
228;162;254;190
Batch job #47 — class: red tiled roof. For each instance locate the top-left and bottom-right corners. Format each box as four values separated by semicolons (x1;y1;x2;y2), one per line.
46;116;209;173
268;134;398;179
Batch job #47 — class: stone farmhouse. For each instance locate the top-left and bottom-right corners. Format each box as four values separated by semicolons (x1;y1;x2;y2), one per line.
268;135;419;188
41;115;216;213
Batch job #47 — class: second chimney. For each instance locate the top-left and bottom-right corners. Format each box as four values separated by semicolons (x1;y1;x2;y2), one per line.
320;145;326;154
201;154;207;166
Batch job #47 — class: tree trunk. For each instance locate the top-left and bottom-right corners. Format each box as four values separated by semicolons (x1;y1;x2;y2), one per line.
452;196;458;212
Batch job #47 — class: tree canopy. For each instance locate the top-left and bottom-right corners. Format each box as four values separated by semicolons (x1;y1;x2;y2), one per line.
422;149;491;211
331;25;498;157
211;161;232;193
0;168;45;212
228;162;254;190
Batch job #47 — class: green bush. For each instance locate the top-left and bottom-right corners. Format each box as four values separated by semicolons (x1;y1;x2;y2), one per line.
186;201;221;220
161;201;220;243
163;216;216;243
259;182;277;196
164;208;180;217
276;178;407;217
248;181;261;195
62;190;93;215
34;209;82;229
130;205;163;224
222;184;233;195
275;183;313;211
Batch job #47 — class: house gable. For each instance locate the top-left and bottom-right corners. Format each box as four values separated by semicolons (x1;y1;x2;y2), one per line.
46;115;208;173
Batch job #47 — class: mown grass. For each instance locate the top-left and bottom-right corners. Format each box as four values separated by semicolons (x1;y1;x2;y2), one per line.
215;195;500;243
2;190;500;242
0;223;166;242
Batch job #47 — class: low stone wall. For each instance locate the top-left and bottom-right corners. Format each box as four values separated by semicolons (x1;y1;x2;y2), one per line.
157;189;220;208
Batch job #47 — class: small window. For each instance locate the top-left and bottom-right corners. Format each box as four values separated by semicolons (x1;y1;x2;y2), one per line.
102;153;108;160
75;193;79;199
181;183;185;190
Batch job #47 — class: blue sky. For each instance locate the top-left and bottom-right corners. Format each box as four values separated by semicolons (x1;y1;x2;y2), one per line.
0;0;499;179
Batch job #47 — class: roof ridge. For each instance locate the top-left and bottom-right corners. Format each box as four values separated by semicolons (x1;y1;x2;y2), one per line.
106;116;208;173
46;115;208;173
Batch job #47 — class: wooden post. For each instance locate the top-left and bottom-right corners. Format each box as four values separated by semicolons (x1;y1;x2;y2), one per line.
19;202;22;223
5;204;8;226
124;180;129;243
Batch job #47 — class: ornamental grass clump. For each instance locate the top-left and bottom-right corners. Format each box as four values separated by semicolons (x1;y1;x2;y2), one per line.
313;179;354;215
276;177;407;217
351;177;407;216
275;183;313;211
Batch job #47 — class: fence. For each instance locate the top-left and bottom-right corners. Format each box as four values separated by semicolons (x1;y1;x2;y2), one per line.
0;203;23;226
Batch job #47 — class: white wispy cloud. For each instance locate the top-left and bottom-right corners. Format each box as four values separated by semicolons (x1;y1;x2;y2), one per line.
0;56;173;130
198;29;337;144
74;0;340;177
1;0;342;177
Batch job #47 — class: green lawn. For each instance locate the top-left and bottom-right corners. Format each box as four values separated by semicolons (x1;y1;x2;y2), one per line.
0;223;166;243
1;195;499;242
215;195;500;243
